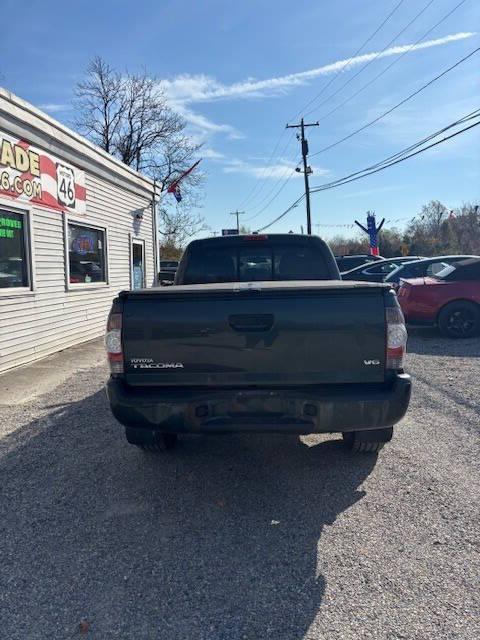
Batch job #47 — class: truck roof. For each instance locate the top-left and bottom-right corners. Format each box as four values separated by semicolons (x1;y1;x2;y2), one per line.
188;233;321;246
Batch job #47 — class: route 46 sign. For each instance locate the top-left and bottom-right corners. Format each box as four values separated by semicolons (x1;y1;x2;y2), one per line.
56;164;76;208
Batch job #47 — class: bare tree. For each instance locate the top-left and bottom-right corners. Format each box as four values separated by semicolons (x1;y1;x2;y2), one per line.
74;57;124;154
74;57;205;244
115;73;184;171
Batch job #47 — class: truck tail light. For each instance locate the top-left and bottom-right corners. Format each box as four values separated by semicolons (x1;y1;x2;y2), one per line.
386;306;408;370
105;311;123;373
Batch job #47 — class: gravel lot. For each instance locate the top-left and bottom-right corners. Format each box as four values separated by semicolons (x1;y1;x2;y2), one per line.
0;330;479;639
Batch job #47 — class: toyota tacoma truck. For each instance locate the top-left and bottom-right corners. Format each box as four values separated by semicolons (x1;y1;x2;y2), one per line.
106;234;411;453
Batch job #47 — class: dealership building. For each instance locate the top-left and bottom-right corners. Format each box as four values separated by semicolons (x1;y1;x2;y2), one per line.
0;88;159;374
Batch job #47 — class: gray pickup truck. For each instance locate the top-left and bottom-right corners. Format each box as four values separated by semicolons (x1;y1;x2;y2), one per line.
106;234;411;453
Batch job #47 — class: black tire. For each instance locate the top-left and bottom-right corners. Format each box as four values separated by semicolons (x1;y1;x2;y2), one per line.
125;428;178;452
342;427;393;453
438;301;480;339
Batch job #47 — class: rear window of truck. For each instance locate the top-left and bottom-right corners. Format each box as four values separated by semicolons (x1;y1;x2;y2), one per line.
182;243;331;284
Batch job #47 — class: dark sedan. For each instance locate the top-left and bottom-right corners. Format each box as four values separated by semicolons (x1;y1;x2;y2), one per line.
335;253;383;272
341;256;423;282
385;255;479;288
159;260;179;273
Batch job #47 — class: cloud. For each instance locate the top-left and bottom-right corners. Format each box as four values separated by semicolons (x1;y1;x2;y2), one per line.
202;148;225;159
170;100;243;139
162;31;475;141
223;159;329;179
39;103;70;113
164;33;476;104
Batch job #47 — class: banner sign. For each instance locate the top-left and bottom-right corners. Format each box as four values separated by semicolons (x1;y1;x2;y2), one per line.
222;228;238;236
0;131;86;214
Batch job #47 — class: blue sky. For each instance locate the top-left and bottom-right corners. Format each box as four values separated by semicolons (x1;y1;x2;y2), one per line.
1;0;479;238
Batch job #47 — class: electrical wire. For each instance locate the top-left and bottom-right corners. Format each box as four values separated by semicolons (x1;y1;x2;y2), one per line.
308;0;469;122
309;46;480;158
290;0;406;121
254;110;480;231
246;0;458;228
311;120;480;191
310;114;480;192
256;194;306;233
302;0;438;118
243;162;300;222
234;0;408;213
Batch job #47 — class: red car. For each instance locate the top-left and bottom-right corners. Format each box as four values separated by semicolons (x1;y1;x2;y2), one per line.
398;258;480;338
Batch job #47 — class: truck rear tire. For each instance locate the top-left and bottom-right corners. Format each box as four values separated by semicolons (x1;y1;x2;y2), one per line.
125;427;178;452
342;427;393;453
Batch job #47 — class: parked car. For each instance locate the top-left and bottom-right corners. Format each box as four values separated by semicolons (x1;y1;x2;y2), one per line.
160;260;179;273
0;258;25;288
341;256;423;282
385;255;479;288
335;253;383;272
157;270;175;285
105;234;411;454
398;257;480;338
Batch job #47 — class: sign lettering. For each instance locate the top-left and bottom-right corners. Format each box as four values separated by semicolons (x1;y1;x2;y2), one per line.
0;131;86;214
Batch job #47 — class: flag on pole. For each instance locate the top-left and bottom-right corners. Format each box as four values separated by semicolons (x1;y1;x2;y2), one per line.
167;159;202;202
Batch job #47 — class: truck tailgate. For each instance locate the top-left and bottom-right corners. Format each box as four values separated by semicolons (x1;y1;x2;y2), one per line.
121;282;387;387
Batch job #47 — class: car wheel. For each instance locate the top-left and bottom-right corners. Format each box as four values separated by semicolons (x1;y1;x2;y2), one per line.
125;427;178;452
342;427;393;453
438;301;480;339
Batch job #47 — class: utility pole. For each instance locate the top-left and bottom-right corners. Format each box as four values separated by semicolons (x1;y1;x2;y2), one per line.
286;118;319;235
230;209;246;233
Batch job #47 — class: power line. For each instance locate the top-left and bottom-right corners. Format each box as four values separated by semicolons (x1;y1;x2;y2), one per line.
307;0;469;122
309;46;480;158
310;109;480;189
341;108;480;171
236;131;296;210
241;142;299;221
291;0;407;121
235;0;408;213
310;113;480;193
246;0;464;228
312;120;480;191
255;110;480;232
302;0;437;118
256;194;306;233
243;163;299;222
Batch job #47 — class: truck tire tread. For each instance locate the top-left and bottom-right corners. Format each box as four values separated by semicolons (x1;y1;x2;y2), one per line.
125;428;178;452
342;428;392;453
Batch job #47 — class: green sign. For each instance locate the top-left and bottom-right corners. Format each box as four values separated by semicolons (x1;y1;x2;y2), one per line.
0;215;22;239
0;216;22;229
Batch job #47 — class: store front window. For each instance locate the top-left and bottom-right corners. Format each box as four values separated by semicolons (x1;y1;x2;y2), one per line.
68;222;106;284
0;209;30;289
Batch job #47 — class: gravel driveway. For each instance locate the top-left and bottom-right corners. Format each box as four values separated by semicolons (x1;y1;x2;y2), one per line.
0;330;479;639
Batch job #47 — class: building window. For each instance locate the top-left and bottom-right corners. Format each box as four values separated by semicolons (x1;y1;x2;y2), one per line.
0;208;30;290
68;222;107;284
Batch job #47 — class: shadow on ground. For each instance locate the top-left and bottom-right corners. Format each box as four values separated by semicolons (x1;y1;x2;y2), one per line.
0;389;377;639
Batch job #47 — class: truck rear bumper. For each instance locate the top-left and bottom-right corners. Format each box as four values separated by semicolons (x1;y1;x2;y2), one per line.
106;374;411;435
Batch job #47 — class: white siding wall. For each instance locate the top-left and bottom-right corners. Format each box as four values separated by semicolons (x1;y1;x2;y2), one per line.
0;173;154;373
